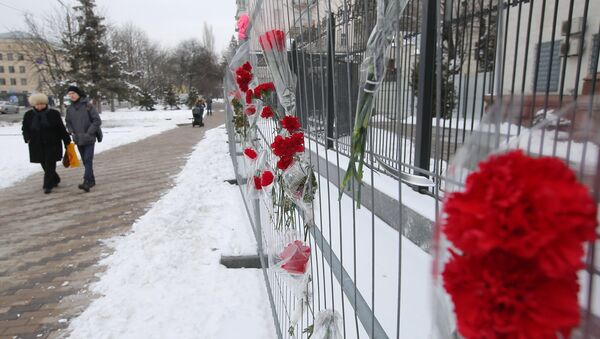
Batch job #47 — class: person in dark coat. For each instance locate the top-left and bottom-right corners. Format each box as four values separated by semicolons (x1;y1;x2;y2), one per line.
22;93;71;194
206;98;213;116
192;98;205;127
65;85;102;193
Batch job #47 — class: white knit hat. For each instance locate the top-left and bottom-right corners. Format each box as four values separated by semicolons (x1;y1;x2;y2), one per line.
28;93;49;106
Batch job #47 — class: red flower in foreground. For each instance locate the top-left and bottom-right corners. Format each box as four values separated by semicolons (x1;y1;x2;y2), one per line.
279;240;311;274
241;61;252;72
271;132;304;158
261;170;274;187
443;150;597;278
443;250;580;339
261;106;274;119
253;176;262;190
245;89;253;104
244;106;256;116
253;82;276;99
281;115;301;133
259;29;286;52
277;155;294;170
243;148;257;160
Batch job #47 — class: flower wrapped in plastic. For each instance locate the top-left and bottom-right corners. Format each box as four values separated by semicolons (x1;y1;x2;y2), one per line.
341;0;408;207
227;42;256;140
432;96;600;339
246;168;274;199
258;29;296;116
311;310;343;339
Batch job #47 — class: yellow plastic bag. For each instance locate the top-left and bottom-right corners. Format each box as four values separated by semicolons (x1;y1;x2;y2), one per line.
64;143;80;168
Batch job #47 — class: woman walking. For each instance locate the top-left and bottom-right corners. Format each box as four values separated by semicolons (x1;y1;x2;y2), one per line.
22;93;71;194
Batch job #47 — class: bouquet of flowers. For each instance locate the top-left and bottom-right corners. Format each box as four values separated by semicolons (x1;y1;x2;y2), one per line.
340;0;407;207
311;310;343;339
433;97;599;338
258;29;296;116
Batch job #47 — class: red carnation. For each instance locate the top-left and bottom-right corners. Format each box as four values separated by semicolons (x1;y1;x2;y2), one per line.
244;106;256;116
259;29;286;52
261;106;274;119
253;176;262;190
245;89;253;104
281;115;301;133
241;61;252;72
235;63;253;92
279;240;311;274
254;82;276;99
243;148;257;160
443;150;597;278
443;250;580;338
442;150;597;338
271;133;304;158
277;155;294;170
261;170;274;187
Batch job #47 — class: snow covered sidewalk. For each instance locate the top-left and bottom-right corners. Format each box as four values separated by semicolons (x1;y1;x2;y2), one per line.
0;108;194;190
66;126;277;339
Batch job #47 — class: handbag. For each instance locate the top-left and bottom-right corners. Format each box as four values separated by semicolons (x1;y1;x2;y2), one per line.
62;149;70;168
63;143;80;168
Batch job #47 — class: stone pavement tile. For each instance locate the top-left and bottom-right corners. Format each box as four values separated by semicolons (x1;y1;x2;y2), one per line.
0;108;225;338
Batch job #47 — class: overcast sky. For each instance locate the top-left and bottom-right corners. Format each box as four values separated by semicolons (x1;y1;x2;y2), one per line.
0;0;237;54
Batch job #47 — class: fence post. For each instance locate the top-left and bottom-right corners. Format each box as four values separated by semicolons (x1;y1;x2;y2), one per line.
326;12;336;149
415;0;437;176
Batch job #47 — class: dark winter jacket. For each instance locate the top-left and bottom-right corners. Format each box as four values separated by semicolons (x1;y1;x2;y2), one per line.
192;104;205;116
22;108;71;163
65;97;102;146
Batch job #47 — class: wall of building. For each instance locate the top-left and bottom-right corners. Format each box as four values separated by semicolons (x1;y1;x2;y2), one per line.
0;38;41;100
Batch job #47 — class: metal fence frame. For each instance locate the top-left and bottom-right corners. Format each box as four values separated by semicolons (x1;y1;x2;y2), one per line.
226;0;600;337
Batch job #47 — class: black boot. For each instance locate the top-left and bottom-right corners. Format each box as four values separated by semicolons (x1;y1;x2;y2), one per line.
78;181;90;192
53;174;61;188
88;179;96;188
44;187;52;194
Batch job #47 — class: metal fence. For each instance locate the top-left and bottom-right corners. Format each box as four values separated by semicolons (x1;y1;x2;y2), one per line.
226;0;600;337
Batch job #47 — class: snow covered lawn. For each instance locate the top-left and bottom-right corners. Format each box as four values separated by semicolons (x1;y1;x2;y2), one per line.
66;125;277;339
0;108;193;189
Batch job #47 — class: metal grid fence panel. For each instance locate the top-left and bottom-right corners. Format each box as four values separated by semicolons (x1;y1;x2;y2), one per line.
226;0;600;337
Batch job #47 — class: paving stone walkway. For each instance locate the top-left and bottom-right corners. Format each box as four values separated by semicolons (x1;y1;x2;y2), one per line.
0;108;224;339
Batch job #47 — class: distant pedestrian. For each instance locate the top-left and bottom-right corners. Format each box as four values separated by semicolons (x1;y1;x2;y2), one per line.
192;98;205;127
65;85;102;192
206;98;213;116
22;93;71;194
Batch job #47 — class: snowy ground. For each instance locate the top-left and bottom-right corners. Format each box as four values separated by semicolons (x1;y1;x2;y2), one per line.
0;108;193;189
67;126;277;339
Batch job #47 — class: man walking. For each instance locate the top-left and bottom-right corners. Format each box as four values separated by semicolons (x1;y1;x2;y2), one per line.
206;97;213;116
65;85;102;192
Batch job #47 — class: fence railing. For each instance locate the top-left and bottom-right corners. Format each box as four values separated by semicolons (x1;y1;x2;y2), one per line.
226;0;600;337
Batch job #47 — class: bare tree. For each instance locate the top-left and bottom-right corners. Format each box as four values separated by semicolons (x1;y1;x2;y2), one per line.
201;22;216;56
17;9;76;111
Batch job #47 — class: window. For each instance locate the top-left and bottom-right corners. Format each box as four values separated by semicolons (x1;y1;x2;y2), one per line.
17;54;24;61
0;53;3;60
0;66;4;73
8;66;15;73
0;79;5;85
534;41;561;92
20;78;27;86
19;66;25;73
10;78;16;85
7;53;13;61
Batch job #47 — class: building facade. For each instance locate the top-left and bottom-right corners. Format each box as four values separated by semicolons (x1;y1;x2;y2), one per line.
0;32;43;104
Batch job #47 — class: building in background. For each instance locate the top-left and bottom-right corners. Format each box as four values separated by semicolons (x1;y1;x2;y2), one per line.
0;32;45;106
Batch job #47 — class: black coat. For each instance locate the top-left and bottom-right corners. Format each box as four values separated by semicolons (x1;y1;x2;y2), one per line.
22;108;71;163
